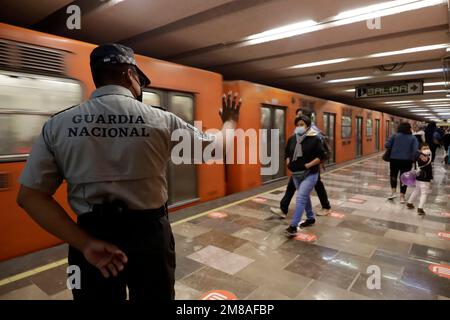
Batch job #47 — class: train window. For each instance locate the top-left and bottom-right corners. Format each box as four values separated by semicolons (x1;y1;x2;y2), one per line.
366;119;373;137
170;95;194;122
0;71;82;157
142;91;161;108
341;116;352;138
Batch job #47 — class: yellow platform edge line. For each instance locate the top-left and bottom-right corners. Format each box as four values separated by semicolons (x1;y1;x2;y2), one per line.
0;153;380;287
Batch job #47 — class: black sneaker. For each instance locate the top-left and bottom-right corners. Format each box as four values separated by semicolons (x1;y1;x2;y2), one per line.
285;225;298;237
417;208;426;215
299;219;316;228
406;203;414;209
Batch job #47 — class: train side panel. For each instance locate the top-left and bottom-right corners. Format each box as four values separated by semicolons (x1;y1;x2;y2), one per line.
0;23;225;261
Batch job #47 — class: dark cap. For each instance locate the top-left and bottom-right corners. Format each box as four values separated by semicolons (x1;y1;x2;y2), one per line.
90;43;151;87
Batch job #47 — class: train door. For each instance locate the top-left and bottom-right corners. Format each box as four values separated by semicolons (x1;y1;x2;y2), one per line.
322;112;336;165
260;105;286;183
356;116;363;157
375;119;380;151
142;90;198;208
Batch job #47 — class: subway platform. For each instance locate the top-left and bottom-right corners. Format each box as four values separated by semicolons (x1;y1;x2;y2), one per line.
0;153;449;300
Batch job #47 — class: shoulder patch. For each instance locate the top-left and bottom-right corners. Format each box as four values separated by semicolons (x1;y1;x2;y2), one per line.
51;104;80;118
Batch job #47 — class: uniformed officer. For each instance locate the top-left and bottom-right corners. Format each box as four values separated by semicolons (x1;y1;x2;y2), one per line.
16;43;241;301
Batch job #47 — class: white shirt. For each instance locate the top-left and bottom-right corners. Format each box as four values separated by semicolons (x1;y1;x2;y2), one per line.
19;85;212;215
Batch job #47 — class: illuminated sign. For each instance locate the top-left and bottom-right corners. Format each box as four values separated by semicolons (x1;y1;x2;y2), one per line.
355;80;423;99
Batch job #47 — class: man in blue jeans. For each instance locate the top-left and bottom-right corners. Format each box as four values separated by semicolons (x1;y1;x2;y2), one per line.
283;115;326;237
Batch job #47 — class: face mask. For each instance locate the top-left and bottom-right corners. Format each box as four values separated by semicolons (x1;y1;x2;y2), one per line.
295;126;306;135
422;149;431;156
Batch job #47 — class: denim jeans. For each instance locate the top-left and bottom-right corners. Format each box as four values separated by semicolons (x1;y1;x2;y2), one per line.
290;172;319;227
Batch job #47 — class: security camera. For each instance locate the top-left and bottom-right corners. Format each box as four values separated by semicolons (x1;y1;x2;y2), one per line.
315;73;324;81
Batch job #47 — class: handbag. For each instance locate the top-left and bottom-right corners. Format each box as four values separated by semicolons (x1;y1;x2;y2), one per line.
382;134;396;162
292;169;310;182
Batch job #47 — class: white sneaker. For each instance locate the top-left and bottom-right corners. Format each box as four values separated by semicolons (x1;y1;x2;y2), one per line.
400;195;406;204
387;194;396;200
270;207;287;219
316;208;331;216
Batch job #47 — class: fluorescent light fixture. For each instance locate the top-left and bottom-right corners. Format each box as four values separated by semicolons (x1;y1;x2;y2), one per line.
344;89;356;92
422;98;450;102
288;43;448;70
327;76;372;84
426;103;450;106
390;68;442;77
424;90;447;93
384;100;414;104
368;44;449;58
437;112;450;115
424;81;446;86
289;58;351;69
397;105;418;108
415;113;434;115
244;0;445;45
245;20;318;45
409;109;430;112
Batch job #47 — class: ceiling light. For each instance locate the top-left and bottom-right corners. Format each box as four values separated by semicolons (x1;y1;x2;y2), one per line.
344;89;356;92
424;90;447;93
368;44;449;58
244;0;445;45
409;109;430;112
422;98;450;102
426;103;450;106
326;76;372;84
390;68;442;77
245;20;318;45
424;81;446;86
289;58;351;69
384;100;414;104
437;112;450;115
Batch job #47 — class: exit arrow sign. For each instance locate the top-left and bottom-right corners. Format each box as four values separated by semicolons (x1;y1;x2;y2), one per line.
355;80;424;99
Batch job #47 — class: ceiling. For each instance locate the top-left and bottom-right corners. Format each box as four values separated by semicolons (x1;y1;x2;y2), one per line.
1;0;450;121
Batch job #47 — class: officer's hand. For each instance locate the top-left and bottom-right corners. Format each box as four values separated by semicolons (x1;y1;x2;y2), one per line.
82;238;128;278
219;91;241;123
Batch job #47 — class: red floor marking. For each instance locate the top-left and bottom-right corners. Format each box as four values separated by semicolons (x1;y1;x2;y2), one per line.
329;212;345;219
294;232;317;242
428;264;450;279
441;212;450;218
200;290;238;300
252;197;267;203
208;211;228;219
437;232;450;240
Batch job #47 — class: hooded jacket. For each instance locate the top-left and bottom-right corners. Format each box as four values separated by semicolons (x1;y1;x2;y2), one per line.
285;128;326;174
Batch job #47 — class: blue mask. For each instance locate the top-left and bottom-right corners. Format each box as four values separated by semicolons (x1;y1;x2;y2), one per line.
295;126;306;135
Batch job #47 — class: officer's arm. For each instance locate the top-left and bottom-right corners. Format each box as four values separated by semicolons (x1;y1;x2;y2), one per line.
17;186;93;252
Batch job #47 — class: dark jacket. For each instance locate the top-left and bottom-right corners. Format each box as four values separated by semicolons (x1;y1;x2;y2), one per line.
285;128;326;174
416;153;433;182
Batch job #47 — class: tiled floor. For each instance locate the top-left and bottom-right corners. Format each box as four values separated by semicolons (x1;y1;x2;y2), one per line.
1;153;449;300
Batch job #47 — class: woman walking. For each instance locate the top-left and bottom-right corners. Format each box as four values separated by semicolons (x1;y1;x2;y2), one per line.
385;122;419;203
284;115;326;237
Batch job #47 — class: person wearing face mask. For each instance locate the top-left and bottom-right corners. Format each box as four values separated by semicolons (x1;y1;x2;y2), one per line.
406;143;433;215
16;43;242;301
270;108;332;219
284;115;327;237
